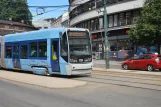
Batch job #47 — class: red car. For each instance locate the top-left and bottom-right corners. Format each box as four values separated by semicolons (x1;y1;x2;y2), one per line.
121;54;161;71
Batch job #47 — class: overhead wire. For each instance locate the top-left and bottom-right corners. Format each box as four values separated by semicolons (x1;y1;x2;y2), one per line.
32;6;67;17
29;0;89;17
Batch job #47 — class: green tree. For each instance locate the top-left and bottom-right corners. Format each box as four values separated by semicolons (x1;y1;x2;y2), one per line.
129;0;161;53
0;0;32;25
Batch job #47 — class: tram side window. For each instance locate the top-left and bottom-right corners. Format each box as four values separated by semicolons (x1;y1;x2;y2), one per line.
6;46;12;58
52;41;58;60
38;41;47;57
21;45;28;59
30;42;37;57
60;33;68;62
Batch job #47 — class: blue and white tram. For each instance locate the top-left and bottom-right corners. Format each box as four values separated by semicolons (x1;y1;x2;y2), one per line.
0;28;92;75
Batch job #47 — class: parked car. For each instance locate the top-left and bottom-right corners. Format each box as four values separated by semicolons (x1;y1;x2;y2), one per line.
121;54;161;71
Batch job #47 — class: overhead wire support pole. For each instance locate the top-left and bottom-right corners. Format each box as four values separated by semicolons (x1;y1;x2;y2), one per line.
103;0;110;69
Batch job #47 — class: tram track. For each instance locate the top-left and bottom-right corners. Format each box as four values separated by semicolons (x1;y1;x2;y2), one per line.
88;75;161;86
93;70;161;78
73;71;161;91
92;72;161;81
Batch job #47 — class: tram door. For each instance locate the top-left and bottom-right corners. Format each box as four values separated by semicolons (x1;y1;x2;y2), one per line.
13;45;21;69
51;40;60;72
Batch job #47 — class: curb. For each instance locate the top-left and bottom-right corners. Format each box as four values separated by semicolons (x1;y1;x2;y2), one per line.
0;70;87;89
92;68;161;76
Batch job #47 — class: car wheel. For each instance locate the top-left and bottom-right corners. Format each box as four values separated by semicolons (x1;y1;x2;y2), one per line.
147;65;154;71
123;64;129;70
159;69;161;71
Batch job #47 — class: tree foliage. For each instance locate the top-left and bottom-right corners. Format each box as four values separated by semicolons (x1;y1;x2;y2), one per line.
0;0;32;25
129;0;161;52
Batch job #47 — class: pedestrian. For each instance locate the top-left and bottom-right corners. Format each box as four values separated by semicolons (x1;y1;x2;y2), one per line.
121;47;128;56
136;46;143;55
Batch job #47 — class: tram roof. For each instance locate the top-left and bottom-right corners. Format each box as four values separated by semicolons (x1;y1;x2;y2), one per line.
3;28;88;42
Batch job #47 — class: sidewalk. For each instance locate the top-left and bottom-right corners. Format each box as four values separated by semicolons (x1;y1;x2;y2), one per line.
93;67;161;76
93;60;161;76
93;59;122;69
0;70;86;89
93;59;122;65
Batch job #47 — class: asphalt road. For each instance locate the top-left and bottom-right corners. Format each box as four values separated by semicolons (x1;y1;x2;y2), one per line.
93;64;121;69
93;60;122;69
1;77;161;107
75;71;161;91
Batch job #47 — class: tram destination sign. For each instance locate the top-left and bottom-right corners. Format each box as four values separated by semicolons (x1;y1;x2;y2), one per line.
68;31;87;37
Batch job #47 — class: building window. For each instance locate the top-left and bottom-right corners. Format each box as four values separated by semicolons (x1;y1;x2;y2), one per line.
30;42;37;57
6;46;12;58
95;18;99;30
91;20;95;31
119;13;126;26
126;12;132;25
107;0;113;4
109;15;114;27
21;45;28;59
133;10;140;24
113;0;118;3
84;21;87;28
88;21;91;30
82;22;85;28
90;1;96;9
118;0;123;2
99;17;103;29
70;0;132;20
38;41;47;57
114;14;118;27
96;0;104;8
79;23;82;28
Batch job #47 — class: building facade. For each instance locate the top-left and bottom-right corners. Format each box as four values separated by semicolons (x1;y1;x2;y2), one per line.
51;12;69;28
69;0;144;59
0;20;37;36
61;12;69;28
32;18;56;29
51;16;62;28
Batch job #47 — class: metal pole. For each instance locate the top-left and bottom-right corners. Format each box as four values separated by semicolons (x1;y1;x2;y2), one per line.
68;4;70;27
103;0;109;69
97;10;104;60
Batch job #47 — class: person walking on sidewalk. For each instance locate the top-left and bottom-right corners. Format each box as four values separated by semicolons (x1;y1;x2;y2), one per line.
121;47;129;57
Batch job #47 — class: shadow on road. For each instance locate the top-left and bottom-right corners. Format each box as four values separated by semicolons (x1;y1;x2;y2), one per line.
1;68;91;79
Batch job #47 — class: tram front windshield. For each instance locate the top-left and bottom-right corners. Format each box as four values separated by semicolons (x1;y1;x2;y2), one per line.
68;31;92;63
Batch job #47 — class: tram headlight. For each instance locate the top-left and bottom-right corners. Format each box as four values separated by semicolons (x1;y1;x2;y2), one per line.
70;59;77;63
73;59;77;62
70;59;73;62
84;58;92;62
88;58;92;61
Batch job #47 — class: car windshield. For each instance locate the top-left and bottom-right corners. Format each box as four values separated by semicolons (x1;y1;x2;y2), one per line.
132;55;153;60
68;31;92;57
69;37;91;56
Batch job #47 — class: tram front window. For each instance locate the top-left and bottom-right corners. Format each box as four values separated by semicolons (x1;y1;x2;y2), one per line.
68;31;92;63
